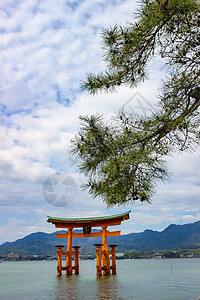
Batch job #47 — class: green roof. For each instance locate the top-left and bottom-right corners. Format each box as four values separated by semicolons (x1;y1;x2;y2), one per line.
47;210;131;223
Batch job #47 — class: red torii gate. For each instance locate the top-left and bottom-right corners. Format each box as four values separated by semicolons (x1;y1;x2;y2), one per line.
47;210;131;276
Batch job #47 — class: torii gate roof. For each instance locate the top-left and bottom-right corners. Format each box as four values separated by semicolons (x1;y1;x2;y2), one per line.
47;210;131;228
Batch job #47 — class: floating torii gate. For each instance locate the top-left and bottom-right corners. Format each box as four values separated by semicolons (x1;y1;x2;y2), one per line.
47;210;130;276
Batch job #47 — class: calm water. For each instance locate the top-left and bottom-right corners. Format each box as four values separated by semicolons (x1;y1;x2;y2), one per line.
0;259;200;300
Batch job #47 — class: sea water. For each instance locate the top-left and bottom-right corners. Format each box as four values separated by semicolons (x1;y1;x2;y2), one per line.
0;258;200;300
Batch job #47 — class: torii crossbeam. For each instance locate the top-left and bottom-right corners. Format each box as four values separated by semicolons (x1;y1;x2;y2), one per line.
47;210;131;276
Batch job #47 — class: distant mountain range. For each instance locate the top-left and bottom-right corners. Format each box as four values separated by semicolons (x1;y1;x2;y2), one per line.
0;220;200;255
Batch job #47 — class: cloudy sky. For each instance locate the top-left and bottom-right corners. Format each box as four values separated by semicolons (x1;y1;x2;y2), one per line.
0;0;199;245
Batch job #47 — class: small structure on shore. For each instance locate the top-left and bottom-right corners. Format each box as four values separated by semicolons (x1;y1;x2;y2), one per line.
47;210;130;276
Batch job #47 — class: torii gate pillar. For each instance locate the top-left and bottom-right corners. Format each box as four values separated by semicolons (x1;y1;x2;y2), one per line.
102;226;110;274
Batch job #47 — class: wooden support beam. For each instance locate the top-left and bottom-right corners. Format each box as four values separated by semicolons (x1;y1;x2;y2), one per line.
66;228;73;275
56;230;120;239
73;246;81;274
55;245;64;276
94;244;102;276
102;226;110;275
109;245;117;274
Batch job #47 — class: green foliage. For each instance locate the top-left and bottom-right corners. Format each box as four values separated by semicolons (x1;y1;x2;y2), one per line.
81;0;199;94
71;0;200;206
71;113;171;205
164;251;180;258
124;251;145;259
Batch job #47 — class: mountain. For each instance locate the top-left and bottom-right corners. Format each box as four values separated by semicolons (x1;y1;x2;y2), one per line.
109;220;200;251
0;221;200;255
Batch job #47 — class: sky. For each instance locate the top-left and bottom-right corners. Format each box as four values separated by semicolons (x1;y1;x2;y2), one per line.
0;0;200;245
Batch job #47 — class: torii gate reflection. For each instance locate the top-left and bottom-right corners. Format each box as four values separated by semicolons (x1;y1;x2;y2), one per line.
47;211;131;276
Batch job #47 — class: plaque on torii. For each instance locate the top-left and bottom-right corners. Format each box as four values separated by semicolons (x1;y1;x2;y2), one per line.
47;210;131;276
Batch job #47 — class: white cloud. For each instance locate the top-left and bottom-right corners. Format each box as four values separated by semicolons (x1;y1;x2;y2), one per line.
182;215;196;222
0;0;136;113
0;0;199;245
